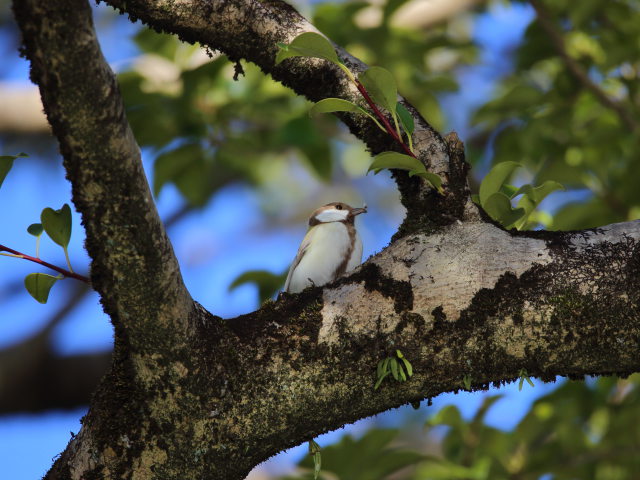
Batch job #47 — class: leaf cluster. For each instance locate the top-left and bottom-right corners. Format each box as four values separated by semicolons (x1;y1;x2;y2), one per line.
476;161;563;229
375;349;414;390
276;32;443;192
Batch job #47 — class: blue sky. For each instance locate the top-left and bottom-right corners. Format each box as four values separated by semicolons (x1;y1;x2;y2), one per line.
0;2;573;478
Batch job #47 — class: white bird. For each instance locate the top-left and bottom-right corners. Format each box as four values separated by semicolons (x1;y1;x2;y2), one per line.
284;202;367;293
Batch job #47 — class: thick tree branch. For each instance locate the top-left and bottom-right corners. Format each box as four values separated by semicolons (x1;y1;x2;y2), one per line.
530;0;638;133
10;0;640;479
13;0;194;332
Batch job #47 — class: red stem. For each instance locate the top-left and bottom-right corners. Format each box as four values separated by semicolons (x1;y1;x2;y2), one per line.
355;80;416;158
0;244;90;284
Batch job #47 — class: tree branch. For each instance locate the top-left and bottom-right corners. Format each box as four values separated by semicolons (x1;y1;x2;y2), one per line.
529;0;638;133
13;0;194;334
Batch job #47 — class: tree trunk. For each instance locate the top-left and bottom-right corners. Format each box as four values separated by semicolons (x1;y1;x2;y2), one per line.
11;0;640;478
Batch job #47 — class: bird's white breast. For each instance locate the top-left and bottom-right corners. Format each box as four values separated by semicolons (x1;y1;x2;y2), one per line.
288;222;361;293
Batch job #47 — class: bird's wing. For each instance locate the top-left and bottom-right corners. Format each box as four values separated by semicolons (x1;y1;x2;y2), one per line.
283;228;314;292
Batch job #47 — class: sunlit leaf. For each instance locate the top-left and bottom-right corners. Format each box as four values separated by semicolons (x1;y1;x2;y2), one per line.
310;98;367;117
310;98;383;130
396;103;414;136
412;171;445;194
479;161;522;207
483;192;526;227
358;66;398;114
368;152;424;174
275;32;340;66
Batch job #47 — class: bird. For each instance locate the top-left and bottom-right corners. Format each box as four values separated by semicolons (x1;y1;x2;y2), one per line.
284;202;367;293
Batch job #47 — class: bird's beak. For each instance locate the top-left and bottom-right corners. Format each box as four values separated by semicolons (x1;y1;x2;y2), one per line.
351;205;367;216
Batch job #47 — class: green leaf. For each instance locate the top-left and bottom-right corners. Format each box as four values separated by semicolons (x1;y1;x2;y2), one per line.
368;152;425;174
381;358;390;375
413;171;445;194
275;32;340;66
374;371;389;390
310;98;367;116
500;184;519;199
27;223;44;237
310;98;384;131
483;192;526;227
358;66;398;114
400;357;413;377
229;269;288;303
24;273;60;304
390;358;399;381
396;103;414;136
308;440;321;480
41;204;72;248
479;161;522;207
313;452;321;480
0;152;27;189
525;180;565;204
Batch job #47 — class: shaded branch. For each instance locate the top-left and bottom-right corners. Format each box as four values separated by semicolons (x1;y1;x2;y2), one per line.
530;0;638;132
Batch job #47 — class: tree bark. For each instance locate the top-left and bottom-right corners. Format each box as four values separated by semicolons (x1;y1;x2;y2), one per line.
11;0;640;479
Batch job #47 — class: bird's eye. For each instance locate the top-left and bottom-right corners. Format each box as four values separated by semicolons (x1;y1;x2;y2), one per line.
336;204;343;210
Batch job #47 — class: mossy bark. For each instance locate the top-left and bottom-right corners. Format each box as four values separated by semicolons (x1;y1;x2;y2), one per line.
12;0;640;478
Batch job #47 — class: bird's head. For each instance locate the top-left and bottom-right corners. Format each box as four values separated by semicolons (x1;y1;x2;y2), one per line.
308;202;367;226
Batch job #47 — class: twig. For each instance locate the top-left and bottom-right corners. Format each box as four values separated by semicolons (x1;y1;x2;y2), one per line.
529;0;637;132
355;80;416;158
0;244;90;283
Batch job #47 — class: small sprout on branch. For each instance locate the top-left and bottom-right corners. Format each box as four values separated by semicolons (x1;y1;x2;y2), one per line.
375;349;413;390
518;369;535;391
462;374;472;391
308;439;322;480
27;223;44;258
